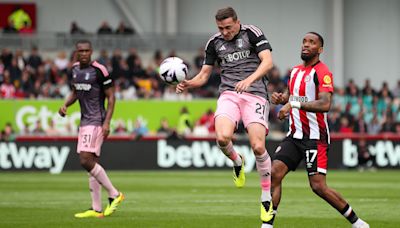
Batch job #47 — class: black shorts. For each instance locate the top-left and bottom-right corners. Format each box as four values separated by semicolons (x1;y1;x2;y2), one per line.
273;137;329;176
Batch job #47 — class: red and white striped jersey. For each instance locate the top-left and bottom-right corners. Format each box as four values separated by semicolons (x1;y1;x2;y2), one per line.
287;61;333;143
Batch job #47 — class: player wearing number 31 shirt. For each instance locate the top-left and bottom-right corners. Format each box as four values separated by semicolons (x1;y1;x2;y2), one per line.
58;40;124;218
268;32;369;228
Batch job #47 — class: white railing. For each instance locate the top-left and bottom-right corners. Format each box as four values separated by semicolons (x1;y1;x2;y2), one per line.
0;32;210;51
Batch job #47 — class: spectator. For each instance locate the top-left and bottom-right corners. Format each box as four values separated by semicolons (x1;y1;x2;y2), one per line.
54;51;69;71
97;21;113;35
357;139;374;172
46;120;60;136
19;70;33;98
8;58;22;83
0;70;16;98
1;48;13;69
97;49;110;67
353;111;368;133
157;117;174;136
361;79;376;97
115;21;134;35
193;47;204;71
111;49;123;77
1;122;16;141
126;48;138;72
392;80;400;98
70;21;85;34
27;46;42;71
32;120;45;135
163;86;179;100
332;88;346;112
338;116;353;133
114;120;127;134
132;117;149;139
367;114;382;134
14;49;26;71
380;114;396;133
193;108;215;136
177;106;193;136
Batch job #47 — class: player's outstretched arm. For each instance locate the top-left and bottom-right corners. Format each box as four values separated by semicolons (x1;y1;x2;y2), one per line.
176;65;213;93
59;89;77;117
235;50;273;93
103;86;116;138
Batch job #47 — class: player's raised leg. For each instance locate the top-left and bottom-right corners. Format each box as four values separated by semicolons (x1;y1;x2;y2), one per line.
215;115;244;187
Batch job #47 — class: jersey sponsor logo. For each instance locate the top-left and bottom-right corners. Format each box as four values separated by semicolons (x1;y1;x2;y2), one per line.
236;39;243;48
0;142;70;174
221;50;251;63
219;45;226;51
256;40;269;47
289;95;309;102
74;83;92;91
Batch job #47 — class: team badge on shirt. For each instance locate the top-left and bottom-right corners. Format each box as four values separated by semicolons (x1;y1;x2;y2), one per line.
85;73;90;80
304;75;311;82
322;75;332;87
236;39;243;48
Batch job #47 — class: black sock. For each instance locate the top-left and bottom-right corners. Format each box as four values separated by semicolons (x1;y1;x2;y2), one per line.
339;204;359;224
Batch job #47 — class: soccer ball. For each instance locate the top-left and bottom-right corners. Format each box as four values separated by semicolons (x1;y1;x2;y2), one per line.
159;57;188;85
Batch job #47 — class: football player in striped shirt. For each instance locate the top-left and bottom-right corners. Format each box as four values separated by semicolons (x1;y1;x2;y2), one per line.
269;32;369;228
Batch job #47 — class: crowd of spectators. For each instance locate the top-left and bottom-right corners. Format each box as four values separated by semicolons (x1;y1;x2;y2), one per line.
0;46;220;100
1;45;400;141
70;21;135;35
267;74;400;135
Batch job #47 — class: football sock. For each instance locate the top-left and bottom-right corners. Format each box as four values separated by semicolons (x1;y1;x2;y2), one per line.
90;163;119;198
217;141;242;166
88;175;102;212
339;203;359;223
256;151;272;202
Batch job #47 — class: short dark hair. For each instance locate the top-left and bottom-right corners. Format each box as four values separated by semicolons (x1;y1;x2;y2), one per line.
75;39;92;48
307;32;324;47
215;7;237;21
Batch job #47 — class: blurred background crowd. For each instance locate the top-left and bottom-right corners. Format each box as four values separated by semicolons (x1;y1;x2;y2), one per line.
1;43;400;141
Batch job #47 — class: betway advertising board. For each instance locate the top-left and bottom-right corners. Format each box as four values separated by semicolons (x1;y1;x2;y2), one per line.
2;138;398;173
0;100;216;133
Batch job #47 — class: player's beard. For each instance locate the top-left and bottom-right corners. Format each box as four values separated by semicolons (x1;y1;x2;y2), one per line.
301;53;315;62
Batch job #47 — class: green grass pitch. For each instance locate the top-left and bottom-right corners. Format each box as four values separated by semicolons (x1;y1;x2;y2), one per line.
0;170;399;227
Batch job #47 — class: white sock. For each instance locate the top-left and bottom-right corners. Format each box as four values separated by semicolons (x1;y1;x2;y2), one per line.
261;190;271;202
261;223;273;228
353;218;368;226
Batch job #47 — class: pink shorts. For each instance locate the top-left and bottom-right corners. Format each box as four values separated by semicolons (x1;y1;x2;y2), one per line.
215;91;269;131
77;125;104;156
